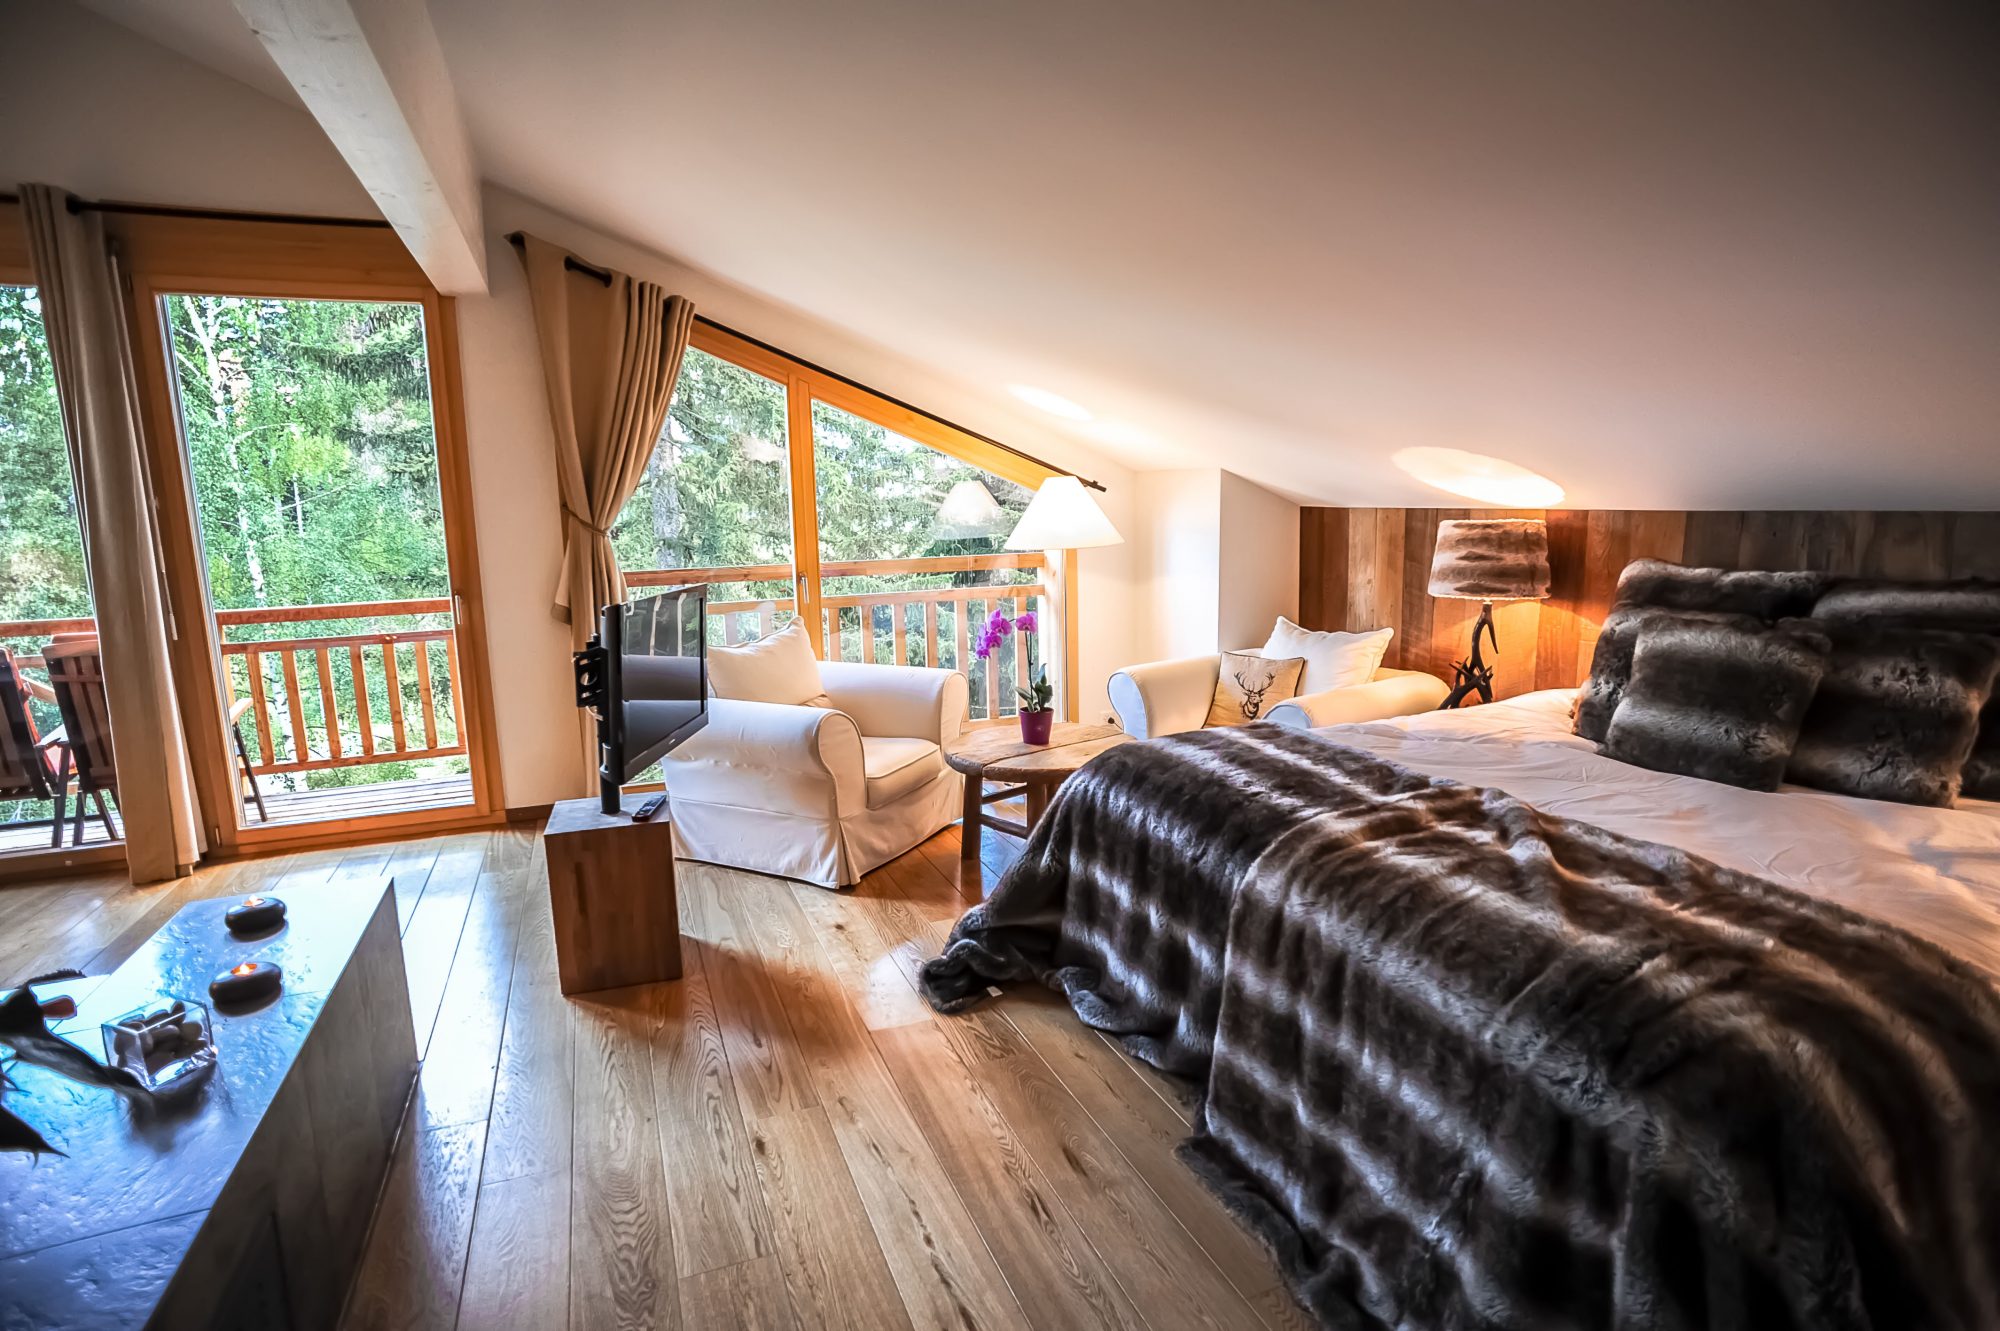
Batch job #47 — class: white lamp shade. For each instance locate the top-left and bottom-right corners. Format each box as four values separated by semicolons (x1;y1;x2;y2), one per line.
933;478;1007;539
1004;476;1123;550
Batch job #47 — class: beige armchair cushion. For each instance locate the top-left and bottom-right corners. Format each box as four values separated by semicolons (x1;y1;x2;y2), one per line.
707;621;830;706
861;736;944;808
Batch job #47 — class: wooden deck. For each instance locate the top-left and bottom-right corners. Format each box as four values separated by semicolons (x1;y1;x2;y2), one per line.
0;773;474;855
0;812;1307;1329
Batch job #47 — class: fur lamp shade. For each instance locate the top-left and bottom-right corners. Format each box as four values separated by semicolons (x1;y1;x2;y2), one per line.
1428;520;1552;601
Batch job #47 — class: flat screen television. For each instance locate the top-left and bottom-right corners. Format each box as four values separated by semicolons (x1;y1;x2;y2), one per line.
574;584;708;813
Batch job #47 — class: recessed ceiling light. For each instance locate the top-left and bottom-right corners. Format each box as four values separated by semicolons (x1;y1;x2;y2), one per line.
1008;384;1093;421
1392;447;1565;507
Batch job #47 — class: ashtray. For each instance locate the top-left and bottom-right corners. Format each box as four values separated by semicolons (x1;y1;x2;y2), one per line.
102;997;216;1092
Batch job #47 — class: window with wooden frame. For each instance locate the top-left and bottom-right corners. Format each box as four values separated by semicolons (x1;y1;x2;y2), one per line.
613;321;1075;726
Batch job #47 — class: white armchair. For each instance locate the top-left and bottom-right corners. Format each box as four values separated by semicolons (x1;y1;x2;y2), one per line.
665;659;969;889
1109;656;1447;739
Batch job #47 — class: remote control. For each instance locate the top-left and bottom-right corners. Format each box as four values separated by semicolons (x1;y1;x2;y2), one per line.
631;794;667;823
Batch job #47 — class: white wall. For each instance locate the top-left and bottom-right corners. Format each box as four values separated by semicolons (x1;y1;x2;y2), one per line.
458;190;1142;804
0;0;371;218
1217;470;1300;650
1130;470;1222;664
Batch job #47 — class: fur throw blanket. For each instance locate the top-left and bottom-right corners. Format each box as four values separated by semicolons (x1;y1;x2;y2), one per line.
921;726;2000;1331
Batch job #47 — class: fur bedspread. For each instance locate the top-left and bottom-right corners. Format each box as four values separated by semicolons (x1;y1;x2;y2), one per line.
920;725;2000;1330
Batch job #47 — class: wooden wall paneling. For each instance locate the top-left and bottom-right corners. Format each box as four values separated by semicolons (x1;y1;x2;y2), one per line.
1296;508;1347;633
1534;509;1591;691
1950;513;2000;578
1297;507;1985;700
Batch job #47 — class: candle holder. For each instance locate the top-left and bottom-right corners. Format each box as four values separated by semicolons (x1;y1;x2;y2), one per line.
208;959;284;1007
224;895;287;936
102;997;216;1092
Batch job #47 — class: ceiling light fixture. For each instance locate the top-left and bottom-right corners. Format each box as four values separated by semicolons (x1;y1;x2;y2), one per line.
1392;447;1565;507
1008;384;1093;422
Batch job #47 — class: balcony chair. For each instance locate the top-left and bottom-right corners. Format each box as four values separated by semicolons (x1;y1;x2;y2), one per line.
227;696;269;823
42;636;121;846
1111;619;1448;738
0;648;63;838
663;622;969;888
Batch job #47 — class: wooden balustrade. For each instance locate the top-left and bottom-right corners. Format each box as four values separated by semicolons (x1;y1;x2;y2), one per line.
222;624;464;777
630;556;1050;724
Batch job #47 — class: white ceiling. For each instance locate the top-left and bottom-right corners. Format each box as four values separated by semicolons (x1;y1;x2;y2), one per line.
71;0;2000;508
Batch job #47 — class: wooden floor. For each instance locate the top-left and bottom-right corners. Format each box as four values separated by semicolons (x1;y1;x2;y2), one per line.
0;816;1305;1330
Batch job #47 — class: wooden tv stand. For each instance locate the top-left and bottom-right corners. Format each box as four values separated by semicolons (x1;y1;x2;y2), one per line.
543;794;683;995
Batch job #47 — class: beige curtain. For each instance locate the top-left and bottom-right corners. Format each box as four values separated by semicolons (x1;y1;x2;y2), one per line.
22;185;203;882
515;233;696;785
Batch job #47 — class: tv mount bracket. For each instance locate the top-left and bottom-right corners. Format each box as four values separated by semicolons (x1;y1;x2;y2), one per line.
573;636;609;717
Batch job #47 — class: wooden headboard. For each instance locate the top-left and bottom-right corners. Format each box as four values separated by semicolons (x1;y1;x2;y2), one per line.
1299;510;2000;700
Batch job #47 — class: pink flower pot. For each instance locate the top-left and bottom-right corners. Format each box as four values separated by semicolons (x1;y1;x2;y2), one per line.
1019;708;1054;745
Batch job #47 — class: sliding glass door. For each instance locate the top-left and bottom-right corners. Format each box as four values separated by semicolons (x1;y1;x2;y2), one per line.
613;324;1066;727
153;290;488;841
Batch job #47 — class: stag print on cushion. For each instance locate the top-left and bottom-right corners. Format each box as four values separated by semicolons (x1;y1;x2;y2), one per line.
1204;651;1305;727
1601;612;1829;790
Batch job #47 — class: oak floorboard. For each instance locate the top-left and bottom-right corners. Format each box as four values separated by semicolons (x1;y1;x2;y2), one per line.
383;836;446;933
341;1113;487;1331
650;972;775;1277
676;1255;795;1331
742;1107;913;1331
570;983;678;1331
874;1020;1147;1331
786;879;932;1031
679;867;819;1123
1001;987;1292;1311
974;1050;1266;1331
413;844;531;1133
714;869;1030;1331
400;834;489;1059
480;859;574;1186
456;1166;570;1331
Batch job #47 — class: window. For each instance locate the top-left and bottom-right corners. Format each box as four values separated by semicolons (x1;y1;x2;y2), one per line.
612;324;1064;723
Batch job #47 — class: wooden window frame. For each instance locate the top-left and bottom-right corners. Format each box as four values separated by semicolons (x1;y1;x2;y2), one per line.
684;321;1079;721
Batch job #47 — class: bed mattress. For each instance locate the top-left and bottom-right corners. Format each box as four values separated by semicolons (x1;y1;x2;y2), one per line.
1328;689;2000;983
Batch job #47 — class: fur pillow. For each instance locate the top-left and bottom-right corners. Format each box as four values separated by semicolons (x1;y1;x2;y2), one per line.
1573;560;1831;742
1207;651;1305;727
1600;614;1829;791
1786;622;2000;807
1810;578;2000;802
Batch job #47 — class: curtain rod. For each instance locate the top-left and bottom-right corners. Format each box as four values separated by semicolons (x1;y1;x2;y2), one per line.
0;190;391;230
503;231;1104;493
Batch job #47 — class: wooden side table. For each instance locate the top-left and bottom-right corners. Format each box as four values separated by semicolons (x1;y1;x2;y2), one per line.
944;722;1129;862
544;794;683;995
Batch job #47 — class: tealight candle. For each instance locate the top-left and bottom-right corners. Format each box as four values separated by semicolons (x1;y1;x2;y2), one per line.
208;958;284;1006
224;895;287;935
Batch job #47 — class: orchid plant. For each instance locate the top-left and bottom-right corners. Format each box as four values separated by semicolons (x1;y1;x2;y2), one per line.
973;606;1053;714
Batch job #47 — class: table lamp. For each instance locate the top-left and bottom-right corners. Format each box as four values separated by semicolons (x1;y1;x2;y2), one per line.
1005;476;1123;715
1428;518;1550;708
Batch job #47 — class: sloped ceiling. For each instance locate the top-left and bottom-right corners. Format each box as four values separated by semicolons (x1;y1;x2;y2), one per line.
68;0;2000;508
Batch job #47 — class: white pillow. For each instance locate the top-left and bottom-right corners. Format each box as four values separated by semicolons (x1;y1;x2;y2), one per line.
706;621;830;706
1260;617;1393;695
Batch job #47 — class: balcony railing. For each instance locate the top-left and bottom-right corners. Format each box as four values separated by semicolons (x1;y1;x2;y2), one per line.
2;599;467;786
631;553;1050;723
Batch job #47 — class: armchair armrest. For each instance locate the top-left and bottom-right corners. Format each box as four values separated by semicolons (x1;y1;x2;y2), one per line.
1108;655;1221;739
664;698;866;818
817;661;969;745
1266;668;1448;730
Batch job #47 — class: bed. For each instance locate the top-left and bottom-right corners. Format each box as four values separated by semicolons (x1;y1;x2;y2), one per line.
922;691;2000;1331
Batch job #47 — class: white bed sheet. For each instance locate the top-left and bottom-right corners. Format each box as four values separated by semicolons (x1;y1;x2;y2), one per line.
1324;689;2000;982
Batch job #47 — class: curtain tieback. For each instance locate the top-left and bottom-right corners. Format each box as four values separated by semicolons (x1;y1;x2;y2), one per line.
563;505;611;538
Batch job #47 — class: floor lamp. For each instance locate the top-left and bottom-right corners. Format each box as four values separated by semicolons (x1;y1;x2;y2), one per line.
1004;476;1123;719
1427;518;1550;708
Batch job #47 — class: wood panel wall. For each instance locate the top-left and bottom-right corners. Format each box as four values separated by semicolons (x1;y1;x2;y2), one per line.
1299;509;2000;698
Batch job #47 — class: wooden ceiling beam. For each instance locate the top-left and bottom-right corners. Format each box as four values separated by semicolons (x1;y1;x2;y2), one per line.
230;0;487;294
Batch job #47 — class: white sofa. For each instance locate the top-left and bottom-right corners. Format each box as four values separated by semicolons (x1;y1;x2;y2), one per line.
664;659;969;888
1110;656;1448;738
